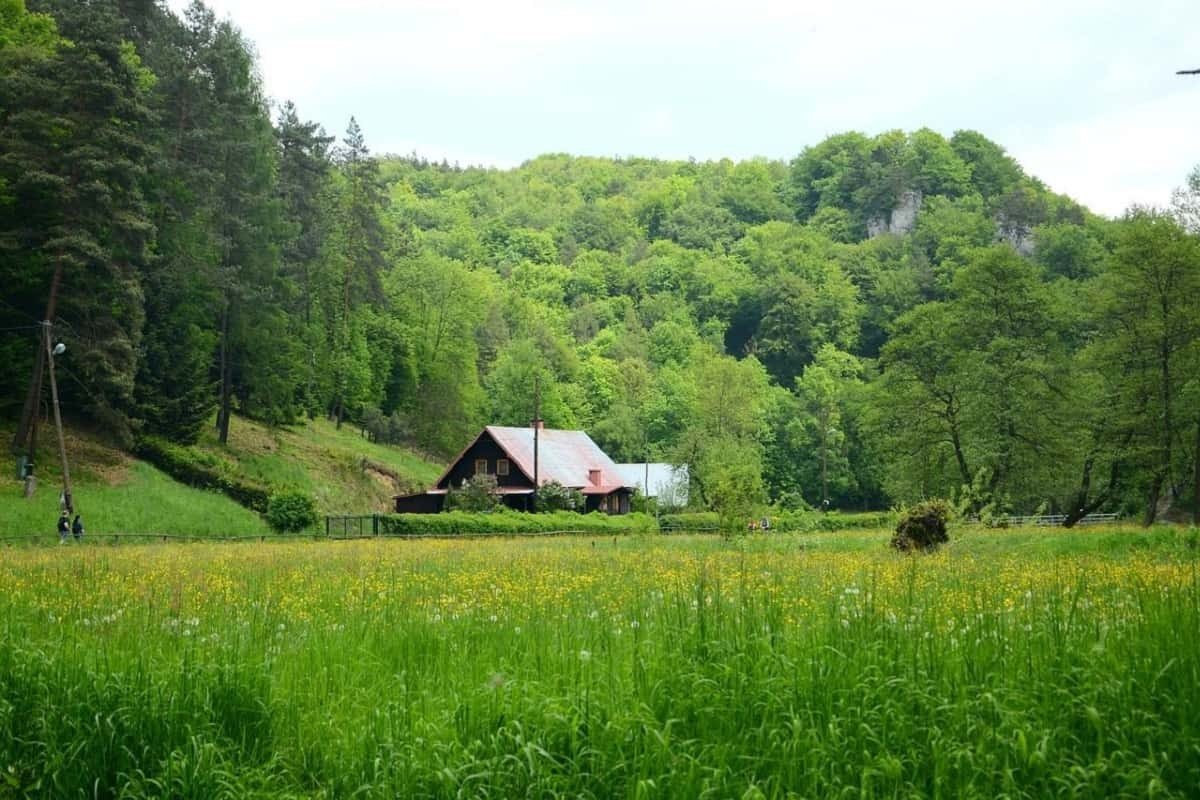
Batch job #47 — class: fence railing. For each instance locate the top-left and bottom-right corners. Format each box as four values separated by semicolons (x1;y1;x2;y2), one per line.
993;512;1120;527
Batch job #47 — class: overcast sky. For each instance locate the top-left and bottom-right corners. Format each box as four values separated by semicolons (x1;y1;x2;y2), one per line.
166;0;1200;217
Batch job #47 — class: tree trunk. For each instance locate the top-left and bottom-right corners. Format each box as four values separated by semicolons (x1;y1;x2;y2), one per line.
819;418;829;508
943;395;971;487
1063;456;1120;528
1143;473;1164;526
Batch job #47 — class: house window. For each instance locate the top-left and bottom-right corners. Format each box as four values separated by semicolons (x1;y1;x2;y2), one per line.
474;458;487;475
497;458;509;476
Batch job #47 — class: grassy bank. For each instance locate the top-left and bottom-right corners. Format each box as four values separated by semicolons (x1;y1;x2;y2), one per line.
0;415;443;536
0;460;271;538
191;415;441;514
1;528;1197;797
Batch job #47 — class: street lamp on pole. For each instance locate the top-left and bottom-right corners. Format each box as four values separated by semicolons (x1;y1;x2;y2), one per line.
44;327;73;514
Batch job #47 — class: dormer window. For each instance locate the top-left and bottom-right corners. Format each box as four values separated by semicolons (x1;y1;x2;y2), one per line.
588;469;602;486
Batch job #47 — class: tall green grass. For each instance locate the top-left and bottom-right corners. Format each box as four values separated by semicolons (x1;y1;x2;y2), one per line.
0;461;270;538
0;531;1197;797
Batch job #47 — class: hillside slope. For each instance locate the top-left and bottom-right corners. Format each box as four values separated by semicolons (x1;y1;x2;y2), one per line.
190;415;442;514
0;426;269;537
1;416;442;536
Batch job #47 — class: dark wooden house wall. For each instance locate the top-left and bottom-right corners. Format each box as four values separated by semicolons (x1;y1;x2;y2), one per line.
394;493;445;514
585;490;632;515
437;432;533;490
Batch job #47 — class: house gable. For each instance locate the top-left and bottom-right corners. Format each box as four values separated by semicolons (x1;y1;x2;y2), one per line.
435;429;534;491
407;425;636;515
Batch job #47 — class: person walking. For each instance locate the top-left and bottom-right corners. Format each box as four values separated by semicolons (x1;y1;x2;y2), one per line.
71;514;84;542
57;510;69;544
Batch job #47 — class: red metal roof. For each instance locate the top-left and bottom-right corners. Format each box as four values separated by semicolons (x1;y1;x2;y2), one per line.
426;487;533;496
427;425;635;495
485;426;631;492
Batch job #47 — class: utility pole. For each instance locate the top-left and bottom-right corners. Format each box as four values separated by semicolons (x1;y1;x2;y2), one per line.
12;257;65;493
532;374;541;512
44;324;73;514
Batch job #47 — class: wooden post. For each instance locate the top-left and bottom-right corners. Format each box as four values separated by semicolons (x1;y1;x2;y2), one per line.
44;324;73;514
532;375;541;512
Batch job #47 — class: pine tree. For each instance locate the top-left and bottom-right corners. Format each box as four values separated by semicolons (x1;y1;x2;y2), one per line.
328;116;388;427
275;101;334;416
0;0;154;437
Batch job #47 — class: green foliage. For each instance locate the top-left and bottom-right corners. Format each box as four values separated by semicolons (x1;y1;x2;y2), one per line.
265;490;317;532
659;511;720;531
891;499;952;551
1093;210;1200;523
775;510;897;532
378;510;655;536
134;436;271;513
0;0;1185;529
535;480;584;512
0;0;58;53
444;474;500;512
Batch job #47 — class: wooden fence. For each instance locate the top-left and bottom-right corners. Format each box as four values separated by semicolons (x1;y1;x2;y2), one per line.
999;512;1120;527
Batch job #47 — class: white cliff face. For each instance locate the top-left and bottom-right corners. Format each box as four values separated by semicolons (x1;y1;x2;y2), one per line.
867;190;923;238
997;215;1037;256
889;190;921;235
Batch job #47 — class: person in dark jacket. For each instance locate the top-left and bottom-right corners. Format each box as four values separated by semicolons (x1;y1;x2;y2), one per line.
71;514;84;541
57;511;69;544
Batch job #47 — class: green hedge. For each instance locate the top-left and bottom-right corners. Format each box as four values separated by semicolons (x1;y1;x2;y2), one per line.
659;512;720;532
658;510;895;533
134;436;272;513
376;510;656;537
772;510;897;532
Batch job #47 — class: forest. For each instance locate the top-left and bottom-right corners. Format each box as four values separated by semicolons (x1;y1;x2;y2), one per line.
2;0;1198;524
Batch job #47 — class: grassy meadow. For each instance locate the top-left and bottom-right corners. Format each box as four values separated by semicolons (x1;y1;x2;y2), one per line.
1;528;1198;798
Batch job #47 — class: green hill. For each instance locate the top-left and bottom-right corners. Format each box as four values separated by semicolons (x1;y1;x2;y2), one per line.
0;416;442;537
189;415;442;514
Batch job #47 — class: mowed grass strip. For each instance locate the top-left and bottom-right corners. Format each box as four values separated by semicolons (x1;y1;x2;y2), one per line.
0;529;1197;798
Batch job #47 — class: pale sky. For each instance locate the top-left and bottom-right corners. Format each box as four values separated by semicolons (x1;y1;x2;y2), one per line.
167;0;1200;217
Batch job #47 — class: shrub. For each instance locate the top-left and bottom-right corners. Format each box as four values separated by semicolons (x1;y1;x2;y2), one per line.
135;436;271;513
891;500;952;552
535;480;584;512
445;475;500;512
266;491;318;533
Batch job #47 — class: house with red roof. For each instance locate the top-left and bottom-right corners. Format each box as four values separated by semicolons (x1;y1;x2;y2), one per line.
393;422;635;514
